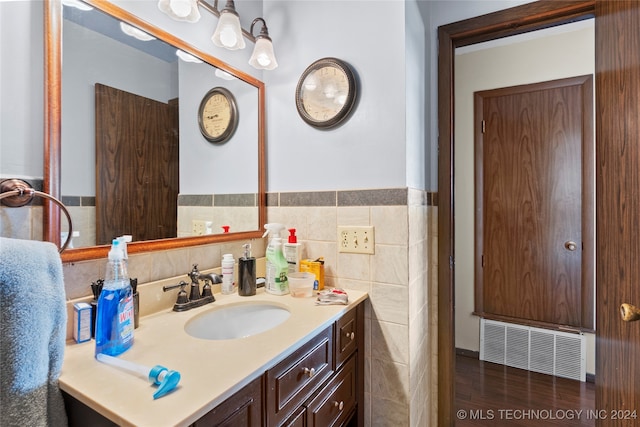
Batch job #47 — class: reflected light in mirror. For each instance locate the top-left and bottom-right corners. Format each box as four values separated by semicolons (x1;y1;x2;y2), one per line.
176;49;202;63
120;22;156;41
62;0;93;11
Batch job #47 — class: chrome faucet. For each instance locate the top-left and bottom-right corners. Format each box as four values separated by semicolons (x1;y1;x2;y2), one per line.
163;264;221;312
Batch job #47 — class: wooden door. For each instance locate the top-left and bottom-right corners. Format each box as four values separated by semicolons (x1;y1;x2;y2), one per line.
95;83;178;245
475;76;594;331
595;1;640;425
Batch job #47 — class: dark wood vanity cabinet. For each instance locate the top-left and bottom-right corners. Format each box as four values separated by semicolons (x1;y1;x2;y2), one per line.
278;302;364;427
200;301;365;427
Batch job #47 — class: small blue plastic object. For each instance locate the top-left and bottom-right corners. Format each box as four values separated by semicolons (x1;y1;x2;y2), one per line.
149;365;181;399
96;353;181;399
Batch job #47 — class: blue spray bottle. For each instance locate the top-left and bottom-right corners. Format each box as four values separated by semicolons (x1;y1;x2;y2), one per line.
95;238;134;356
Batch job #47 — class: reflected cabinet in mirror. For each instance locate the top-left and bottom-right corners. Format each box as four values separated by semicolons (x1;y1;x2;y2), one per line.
45;0;265;262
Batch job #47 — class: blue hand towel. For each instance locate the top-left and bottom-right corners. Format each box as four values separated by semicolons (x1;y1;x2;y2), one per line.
0;237;68;427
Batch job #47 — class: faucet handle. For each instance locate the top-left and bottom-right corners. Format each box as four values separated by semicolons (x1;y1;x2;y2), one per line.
163;281;190;305
189;264;200;280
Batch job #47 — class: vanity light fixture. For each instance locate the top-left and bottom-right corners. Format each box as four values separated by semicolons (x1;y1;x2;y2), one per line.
158;0;278;70
248;18;277;70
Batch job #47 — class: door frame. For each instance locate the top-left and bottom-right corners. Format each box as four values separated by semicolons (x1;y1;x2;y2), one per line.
437;1;596;424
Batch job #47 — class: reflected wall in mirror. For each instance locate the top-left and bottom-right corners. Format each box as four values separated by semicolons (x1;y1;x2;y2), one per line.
44;0;266;261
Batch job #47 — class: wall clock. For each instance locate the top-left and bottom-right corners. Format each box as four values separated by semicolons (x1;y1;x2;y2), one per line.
295;57;357;129
198;87;238;143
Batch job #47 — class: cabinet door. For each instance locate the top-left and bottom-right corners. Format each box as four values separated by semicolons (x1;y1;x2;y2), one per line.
306;355;356;427
266;325;334;426
335;307;357;368
192;376;263;427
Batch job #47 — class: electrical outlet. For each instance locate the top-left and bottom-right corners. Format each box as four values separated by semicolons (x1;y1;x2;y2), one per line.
192;220;210;236
338;226;375;254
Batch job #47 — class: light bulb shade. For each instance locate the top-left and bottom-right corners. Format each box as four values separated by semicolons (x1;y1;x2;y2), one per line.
249;37;278;70
157;0;200;23
212;11;245;50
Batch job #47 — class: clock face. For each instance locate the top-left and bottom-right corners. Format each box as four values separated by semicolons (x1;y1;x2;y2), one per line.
295;58;357;129
198;88;238;143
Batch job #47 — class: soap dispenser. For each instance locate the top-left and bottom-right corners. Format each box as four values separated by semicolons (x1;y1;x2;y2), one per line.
238;243;256;296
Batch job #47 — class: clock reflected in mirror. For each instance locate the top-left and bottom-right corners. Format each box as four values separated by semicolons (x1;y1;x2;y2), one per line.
198;87;239;143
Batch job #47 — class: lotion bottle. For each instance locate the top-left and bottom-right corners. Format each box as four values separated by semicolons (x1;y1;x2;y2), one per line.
283;228;302;274
221;253;235;295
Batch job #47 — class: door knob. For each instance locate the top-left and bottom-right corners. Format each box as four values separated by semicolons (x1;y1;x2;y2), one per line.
564;241;578;251
620;303;640;322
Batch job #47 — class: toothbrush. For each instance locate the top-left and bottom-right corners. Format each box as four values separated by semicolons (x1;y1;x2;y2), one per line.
96;353;181;399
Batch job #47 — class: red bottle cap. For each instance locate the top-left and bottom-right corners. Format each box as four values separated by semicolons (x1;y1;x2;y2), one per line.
288;228;297;243
222;225;230;233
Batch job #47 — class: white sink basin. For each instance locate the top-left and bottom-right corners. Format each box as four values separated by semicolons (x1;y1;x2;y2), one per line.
184;302;291;340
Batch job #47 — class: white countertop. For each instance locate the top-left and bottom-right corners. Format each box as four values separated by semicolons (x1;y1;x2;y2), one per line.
59;288;368;427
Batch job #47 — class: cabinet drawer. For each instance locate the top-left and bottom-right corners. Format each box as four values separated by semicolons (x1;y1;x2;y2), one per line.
267;325;334;426
306;355;356;427
335;307;357;368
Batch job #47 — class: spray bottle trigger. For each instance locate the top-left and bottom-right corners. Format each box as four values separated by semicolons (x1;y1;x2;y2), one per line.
149;365;181;399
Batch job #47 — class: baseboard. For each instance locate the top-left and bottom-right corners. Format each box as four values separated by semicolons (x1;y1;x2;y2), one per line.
456;348;479;359
586;373;595;383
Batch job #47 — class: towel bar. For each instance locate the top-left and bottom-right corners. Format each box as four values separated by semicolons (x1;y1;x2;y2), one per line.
0;178;73;253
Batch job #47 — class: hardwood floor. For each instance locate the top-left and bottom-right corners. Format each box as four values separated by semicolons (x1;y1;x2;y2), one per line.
455;354;596;426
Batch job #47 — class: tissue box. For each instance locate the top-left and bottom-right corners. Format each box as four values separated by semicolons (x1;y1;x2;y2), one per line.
73;302;92;343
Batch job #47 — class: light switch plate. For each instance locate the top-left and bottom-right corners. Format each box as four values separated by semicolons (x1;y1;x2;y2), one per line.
338;226;375;254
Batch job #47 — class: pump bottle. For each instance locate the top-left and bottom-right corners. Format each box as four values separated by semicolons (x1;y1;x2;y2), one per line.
238;243;256;296
283;228;302;274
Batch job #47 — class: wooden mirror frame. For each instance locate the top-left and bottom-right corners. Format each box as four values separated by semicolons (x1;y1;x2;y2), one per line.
44;0;266;263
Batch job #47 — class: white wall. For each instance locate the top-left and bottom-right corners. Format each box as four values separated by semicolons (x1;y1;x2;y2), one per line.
0;1;44;180
178;60;259;195
420;0;536;189
453;20;596;374
262;0;408;192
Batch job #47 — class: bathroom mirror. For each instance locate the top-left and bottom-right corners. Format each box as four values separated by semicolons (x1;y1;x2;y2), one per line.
44;0;265;262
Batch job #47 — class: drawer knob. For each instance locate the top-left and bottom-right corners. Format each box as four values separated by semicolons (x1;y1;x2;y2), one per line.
303;367;316;378
333;401;344;410
346;331;355;340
